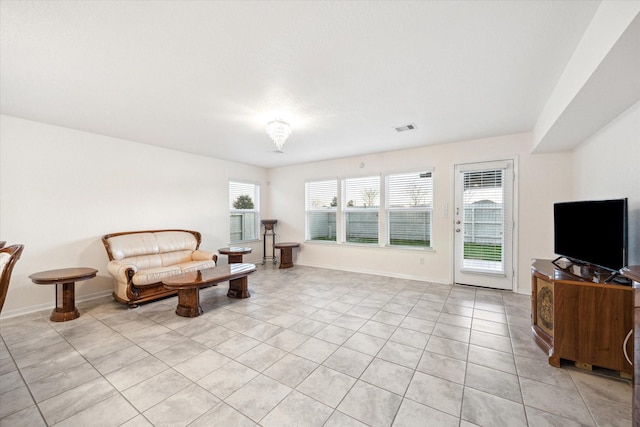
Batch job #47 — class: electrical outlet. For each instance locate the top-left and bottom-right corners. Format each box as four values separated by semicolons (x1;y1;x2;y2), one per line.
419;257;424;264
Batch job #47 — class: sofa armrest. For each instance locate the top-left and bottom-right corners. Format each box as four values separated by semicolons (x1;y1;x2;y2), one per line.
192;250;218;263
107;260;138;283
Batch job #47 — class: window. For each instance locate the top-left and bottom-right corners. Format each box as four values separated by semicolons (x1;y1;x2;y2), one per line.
229;181;259;243
305;179;337;242
462;169;505;267
343;176;380;244
386;171;433;248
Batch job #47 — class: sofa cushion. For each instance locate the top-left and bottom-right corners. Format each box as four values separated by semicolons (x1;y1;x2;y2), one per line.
179;260;216;273
132;265;182;286
106;231;199;261
108;233;159;260
121;254;163;271
160;250;195;267
156;231;198;253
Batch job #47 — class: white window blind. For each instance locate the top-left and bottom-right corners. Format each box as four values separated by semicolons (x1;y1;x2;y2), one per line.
305;179;337;242
229;181;259;243
343;176;380;244
386;171;433;248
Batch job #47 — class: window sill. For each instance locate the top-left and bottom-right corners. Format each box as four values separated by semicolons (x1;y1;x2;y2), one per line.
229;239;261;245
385;245;434;253
304;239;338;245
303;240;434;253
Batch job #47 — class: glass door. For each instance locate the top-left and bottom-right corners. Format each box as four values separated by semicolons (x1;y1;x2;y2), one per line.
454;160;514;290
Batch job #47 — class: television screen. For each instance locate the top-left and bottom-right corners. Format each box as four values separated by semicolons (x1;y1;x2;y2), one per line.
554;198;628;272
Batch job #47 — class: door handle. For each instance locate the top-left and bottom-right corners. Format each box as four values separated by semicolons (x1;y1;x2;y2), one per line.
456;220;461;224
456;228;461;233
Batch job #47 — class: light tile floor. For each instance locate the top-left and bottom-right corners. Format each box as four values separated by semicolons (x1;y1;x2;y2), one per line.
0;265;633;426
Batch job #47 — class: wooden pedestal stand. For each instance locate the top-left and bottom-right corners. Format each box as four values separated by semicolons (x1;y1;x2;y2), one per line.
261;219;277;265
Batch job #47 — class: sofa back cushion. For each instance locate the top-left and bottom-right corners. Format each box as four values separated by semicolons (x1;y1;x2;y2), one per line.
156;232;198;253
106;231;199;261
124;254;163;270
160;250;195;266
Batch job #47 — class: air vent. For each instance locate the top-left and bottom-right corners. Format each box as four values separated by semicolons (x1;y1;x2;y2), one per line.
394;123;416;132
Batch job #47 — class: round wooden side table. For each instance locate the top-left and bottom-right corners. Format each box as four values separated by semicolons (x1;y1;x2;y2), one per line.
274;242;300;269
218;247;252;264
29;267;98;322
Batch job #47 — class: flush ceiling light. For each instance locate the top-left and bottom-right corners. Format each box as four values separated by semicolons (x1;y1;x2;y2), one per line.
266;120;292;151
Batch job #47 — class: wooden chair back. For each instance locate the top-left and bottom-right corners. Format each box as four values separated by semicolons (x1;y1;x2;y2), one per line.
0;244;24;313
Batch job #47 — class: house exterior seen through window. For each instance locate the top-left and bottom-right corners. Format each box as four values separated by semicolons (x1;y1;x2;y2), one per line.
229;181;259;243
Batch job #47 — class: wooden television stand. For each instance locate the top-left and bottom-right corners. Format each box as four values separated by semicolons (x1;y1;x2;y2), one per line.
531;259;634;376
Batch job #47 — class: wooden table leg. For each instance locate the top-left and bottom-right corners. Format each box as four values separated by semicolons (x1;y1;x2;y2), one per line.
279;247;294;269
228;254;243;263
175;287;203;317
227;276;250;299
50;282;80;322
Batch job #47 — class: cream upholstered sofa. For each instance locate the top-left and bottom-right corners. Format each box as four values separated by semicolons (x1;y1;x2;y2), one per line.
102;229;217;307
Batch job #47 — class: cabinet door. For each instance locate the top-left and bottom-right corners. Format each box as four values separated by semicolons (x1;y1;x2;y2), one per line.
535;277;554;337
555;282;633;373
635;297;640;425
531;272;555;362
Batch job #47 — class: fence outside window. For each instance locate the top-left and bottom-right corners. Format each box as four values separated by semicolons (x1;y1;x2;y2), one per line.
229;181;259;243
230;212;257;242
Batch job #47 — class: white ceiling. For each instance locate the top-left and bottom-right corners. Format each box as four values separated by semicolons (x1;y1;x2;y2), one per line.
0;1;602;168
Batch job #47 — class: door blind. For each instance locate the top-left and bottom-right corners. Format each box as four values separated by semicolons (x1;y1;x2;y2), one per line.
462;169;506;273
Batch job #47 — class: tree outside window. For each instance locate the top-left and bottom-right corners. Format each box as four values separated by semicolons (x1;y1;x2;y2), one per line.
233;195;254;209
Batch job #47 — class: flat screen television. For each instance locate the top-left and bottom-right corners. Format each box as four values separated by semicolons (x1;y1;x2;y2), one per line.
554;198;628;273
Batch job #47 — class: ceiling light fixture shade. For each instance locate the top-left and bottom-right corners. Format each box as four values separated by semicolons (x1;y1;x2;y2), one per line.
266;120;292;151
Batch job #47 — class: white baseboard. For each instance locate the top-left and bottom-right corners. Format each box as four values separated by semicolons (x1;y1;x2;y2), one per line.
295;262;451;285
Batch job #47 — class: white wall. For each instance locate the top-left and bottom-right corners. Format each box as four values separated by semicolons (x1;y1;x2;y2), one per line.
572;100;640;266
0;115;268;317
533;1;640;152
0;116;587;317
268;132;573;294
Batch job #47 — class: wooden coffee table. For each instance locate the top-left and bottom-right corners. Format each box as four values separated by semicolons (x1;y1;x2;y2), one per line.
274;242;300;269
162;263;256;317
29;267;98;322
218;247;252;264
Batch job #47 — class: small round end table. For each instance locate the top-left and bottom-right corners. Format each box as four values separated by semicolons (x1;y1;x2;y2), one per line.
29;267;98;322
218;247;252;264
274;242;300;269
